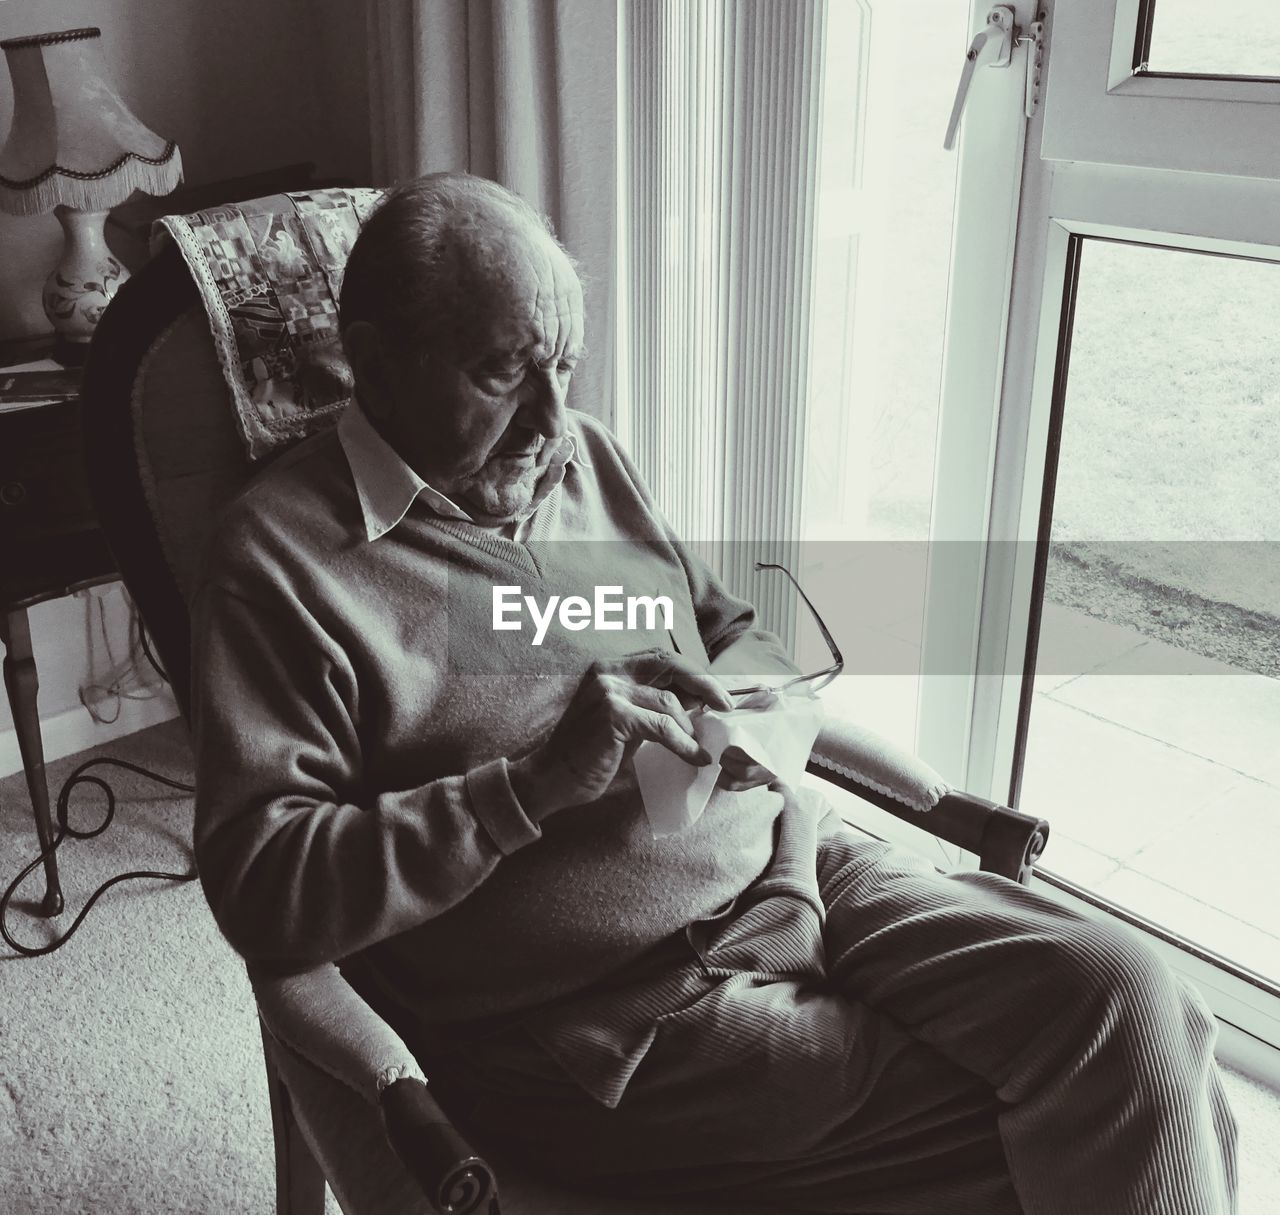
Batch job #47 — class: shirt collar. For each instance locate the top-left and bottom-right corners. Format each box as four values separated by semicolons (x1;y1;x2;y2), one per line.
337;402;588;543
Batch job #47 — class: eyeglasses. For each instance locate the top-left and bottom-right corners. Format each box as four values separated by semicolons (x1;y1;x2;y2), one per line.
725;562;843;699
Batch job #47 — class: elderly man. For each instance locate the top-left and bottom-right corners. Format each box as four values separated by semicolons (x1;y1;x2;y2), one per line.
192;173;1237;1215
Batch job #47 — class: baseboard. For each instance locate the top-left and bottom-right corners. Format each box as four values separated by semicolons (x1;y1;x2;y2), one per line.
1218;1019;1280;1094
0;691;180;780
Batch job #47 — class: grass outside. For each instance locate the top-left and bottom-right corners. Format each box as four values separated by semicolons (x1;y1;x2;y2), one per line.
1151;0;1280;77
1056;242;1280;546
1047;242;1280;673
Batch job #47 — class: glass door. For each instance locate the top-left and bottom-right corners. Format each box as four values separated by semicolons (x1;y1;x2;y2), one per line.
1016;236;1280;990
968;0;1280;1056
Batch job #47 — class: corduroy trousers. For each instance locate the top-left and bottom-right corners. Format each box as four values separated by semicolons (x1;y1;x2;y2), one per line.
419;790;1239;1215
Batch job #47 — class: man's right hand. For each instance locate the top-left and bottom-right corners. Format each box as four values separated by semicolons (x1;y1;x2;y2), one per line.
509;650;733;821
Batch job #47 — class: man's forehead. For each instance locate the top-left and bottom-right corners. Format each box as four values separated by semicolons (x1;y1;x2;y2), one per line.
470;229;585;350
483;293;584;352
486;231;581;305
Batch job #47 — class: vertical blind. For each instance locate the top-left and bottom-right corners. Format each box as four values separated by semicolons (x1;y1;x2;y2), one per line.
619;0;828;644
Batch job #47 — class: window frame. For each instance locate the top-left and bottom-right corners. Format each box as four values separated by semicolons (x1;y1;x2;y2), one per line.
1041;0;1280;177
911;0;1046;795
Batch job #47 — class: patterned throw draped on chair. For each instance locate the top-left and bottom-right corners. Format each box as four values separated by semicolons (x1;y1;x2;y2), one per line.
153;188;383;461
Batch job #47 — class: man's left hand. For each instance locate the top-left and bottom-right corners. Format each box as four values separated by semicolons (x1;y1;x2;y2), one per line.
716;744;775;792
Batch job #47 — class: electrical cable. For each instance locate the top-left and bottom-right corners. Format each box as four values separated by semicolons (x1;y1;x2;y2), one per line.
2;590;196;957
79;593;163;725
0;756;195;958
138;619;169;684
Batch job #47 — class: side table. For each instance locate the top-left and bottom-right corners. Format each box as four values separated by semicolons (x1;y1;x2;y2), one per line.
2;347;119;916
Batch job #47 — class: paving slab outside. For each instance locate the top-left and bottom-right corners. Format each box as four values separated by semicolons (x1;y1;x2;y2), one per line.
1021;601;1280;985
817;596;1280;985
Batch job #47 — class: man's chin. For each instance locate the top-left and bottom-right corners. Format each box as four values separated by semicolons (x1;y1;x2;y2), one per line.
462;477;538;524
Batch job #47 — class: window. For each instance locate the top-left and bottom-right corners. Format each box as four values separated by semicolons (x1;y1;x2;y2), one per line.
1142;0;1280;80
620;0;1037;861
1042;0;1280;175
1019;237;1280;984
620;0;1280;1061
972;0;1280;1055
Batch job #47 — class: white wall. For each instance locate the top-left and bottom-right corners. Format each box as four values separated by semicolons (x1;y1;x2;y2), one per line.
0;0;373;760
0;586;180;778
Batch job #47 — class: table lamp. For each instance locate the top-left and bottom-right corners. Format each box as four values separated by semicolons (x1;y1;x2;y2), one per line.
0;27;182;364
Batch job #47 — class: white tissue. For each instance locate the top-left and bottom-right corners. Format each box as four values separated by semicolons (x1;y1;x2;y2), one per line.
633;691;824;837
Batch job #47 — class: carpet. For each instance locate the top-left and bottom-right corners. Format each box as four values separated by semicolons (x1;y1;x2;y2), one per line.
0;719;338;1214
1;719;1278;1213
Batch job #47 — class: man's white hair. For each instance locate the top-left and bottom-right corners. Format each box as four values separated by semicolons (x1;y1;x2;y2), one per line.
339;172;573;360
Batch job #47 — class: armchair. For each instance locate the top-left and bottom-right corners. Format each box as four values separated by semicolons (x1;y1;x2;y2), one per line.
81;209;1048;1215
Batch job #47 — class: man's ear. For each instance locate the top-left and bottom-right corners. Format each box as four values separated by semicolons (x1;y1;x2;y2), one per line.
342;321;396;421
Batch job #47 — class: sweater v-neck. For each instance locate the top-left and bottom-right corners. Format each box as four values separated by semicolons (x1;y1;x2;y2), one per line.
428;481;563;577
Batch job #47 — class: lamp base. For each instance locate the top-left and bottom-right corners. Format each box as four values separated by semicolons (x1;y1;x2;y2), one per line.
41;206;130;354
51;333;92;368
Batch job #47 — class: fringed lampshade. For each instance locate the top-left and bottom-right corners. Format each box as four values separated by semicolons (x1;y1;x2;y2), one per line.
0;27;182;361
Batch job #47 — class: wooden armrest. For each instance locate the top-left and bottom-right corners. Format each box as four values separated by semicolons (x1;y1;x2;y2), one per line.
807;761;1050;884
380;1078;499;1214
255;961;500;1214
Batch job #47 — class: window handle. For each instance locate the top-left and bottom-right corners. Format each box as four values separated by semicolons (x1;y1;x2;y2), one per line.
943;6;1017;151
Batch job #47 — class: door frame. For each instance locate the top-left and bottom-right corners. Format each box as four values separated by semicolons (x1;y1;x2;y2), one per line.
966;156;1280;1054
913;0;1050;798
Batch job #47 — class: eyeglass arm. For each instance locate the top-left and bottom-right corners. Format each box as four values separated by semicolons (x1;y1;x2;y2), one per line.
753;562;844;667
724;562;843;697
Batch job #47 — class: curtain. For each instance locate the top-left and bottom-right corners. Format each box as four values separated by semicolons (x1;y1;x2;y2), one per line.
619;0;828;644
366;0;617;425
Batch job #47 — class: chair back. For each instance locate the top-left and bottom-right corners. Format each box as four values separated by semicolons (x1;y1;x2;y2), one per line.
82;247;236;717
82;236;347;718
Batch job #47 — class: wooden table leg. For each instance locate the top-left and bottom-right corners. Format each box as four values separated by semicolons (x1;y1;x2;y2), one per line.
1;606;64;917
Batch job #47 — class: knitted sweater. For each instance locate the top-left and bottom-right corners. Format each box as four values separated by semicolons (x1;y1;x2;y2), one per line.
191;410;794;1022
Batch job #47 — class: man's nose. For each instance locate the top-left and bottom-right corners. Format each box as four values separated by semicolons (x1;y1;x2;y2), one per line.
518;365;569;437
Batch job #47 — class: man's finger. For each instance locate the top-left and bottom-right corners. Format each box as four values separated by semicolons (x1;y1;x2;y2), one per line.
718;745;752;772
718;753;747;777
622;706;712;765
628;684;696;736
720;758;772;780
717;771;768;791
625;650;732;712
717;742;775;790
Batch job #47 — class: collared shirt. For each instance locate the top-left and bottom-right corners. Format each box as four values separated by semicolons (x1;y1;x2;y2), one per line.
336;401;587;543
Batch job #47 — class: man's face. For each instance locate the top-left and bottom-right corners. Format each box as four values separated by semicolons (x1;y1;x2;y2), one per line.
371;226;586;524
